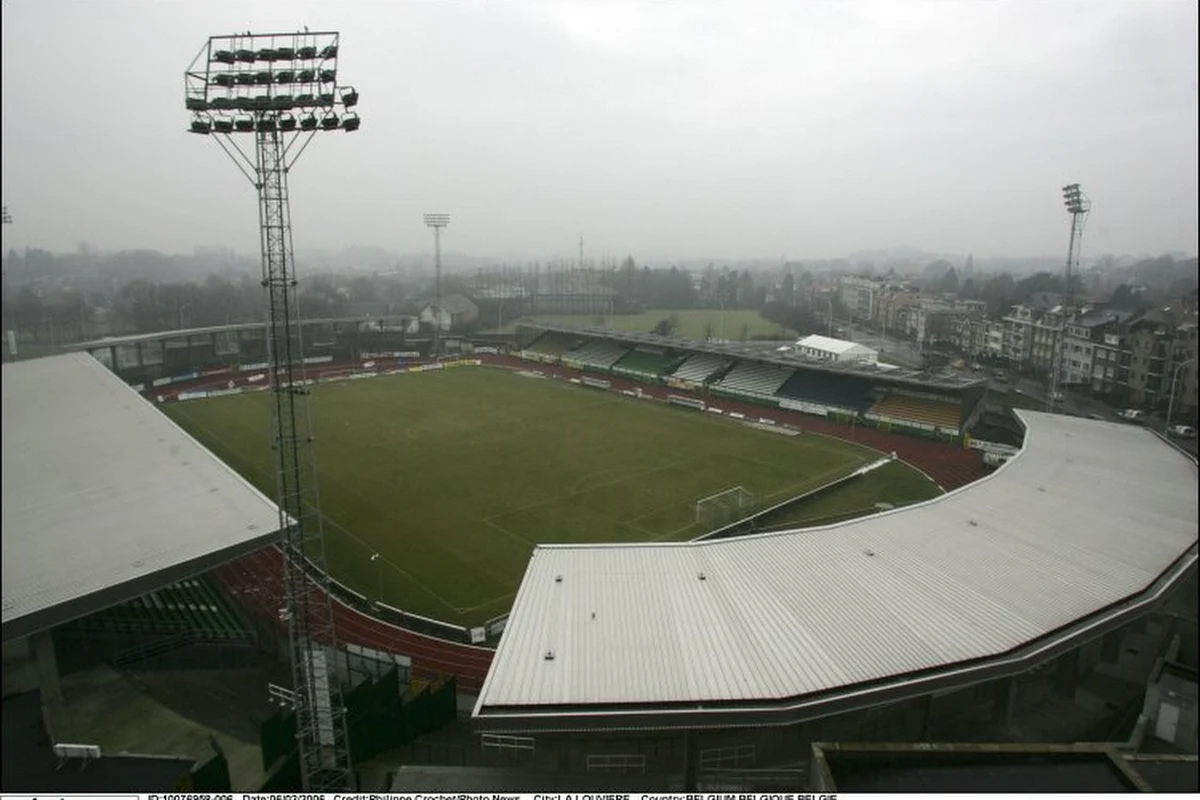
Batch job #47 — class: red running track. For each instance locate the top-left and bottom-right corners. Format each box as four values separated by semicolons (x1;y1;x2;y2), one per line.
213;547;495;692
203;353;985;689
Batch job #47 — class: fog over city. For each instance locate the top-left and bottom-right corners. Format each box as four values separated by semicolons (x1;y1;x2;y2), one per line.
1;0;1197;262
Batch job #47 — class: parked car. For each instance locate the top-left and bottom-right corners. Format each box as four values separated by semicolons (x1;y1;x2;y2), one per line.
1169;424;1197;439
1119;409;1147;423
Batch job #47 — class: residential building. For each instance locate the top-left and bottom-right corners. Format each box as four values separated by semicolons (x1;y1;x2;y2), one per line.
1121;307;1200;416
839;276;881;322
1002;306;1035;369
1061;309;1133;392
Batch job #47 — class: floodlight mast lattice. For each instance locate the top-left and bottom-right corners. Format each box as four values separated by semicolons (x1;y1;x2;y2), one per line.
184;30;358;793
423;214;450;356
1049;183;1091;411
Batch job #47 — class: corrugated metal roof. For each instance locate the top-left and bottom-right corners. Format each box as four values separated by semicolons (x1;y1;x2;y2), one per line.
1;353;282;640
475;411;1197;716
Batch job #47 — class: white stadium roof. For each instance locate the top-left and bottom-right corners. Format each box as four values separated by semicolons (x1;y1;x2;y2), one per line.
474;411;1198;732
1;353;282;641
795;334;874;356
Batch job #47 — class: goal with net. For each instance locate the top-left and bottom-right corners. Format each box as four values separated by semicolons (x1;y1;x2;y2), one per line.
694;485;756;529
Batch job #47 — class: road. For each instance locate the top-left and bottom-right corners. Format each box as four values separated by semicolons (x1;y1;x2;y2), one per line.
1011;376;1198;455
839;322;923;368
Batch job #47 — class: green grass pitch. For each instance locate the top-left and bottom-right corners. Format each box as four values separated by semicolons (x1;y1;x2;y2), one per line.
163;367;938;626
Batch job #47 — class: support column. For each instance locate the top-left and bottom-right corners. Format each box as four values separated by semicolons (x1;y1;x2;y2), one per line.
1053;649;1080;700
682;730;698;792
920;693;935;741
991;677;1018;731
32;630;66;742
32;631;61;705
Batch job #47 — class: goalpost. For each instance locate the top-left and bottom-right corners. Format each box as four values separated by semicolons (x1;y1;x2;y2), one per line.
694;486;756;529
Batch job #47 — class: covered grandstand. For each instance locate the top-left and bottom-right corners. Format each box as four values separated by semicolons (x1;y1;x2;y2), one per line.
611;347;680;380
473;411;1198;733
1;353;282;644
517;323;984;435
1;352;292;789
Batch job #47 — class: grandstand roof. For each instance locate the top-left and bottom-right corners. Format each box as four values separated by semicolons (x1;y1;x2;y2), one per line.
519;322;985;391
474;411;1198;732
1;353;282;642
71;315;419;350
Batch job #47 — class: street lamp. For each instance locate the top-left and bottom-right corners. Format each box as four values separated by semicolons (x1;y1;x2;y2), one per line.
369;552;383;603
423;213;450;356
1166;358;1195;433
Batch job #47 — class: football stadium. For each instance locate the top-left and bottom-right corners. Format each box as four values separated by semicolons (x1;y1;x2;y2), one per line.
2;318;1196;792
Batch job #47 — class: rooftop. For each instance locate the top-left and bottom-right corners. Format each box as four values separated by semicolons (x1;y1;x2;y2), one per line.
795;334;875;355
1;353;282;641
71;315;418;351
474;411;1198;732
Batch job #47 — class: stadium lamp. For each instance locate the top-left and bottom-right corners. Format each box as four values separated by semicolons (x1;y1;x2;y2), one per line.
1062;183;1088;215
185;30;362;148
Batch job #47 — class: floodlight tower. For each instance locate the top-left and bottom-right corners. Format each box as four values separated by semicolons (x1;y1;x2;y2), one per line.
184;31;360;792
423;214;449;356
1049;183;1092;410
1;205;13;361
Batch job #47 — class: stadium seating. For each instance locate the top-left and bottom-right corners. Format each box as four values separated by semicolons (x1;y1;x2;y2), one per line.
523;331;579;357
869;393;962;431
713;360;795;399
612;347;678;379
775;371;875;413
670;353;729;383
563;339;631;370
67;575;249;639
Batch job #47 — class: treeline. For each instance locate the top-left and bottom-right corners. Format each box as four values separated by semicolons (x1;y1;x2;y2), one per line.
0;252;422;342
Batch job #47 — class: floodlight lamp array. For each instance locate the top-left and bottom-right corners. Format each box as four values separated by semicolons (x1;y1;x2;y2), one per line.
423;213;451;228
185;31;360;135
1061;183;1088;215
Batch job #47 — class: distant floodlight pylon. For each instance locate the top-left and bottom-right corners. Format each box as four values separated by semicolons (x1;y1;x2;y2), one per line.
424;214;451;356
1048;182;1092;411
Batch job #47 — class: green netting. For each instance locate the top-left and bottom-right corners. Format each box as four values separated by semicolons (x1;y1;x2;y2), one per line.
400;688;432;745
191;751;231;792
259;750;301;792
259;707;296;772
371;668;403;753
431;676;457;728
259;667;453;774
345;676;377;761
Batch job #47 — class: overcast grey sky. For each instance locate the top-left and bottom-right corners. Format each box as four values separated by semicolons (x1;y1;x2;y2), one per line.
1;0;1196;262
